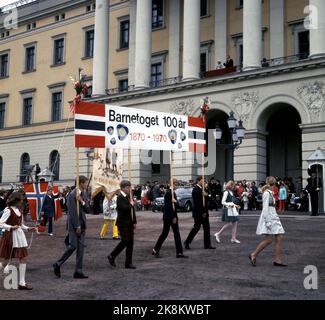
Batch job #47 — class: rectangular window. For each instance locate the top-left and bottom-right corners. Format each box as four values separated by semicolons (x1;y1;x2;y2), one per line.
120;20;129;49
200;52;207;73
52;92;62;122
0;53;9;78
298;31;310;58
54;38;64;65
237;0;244;8
118;79;128;92
152;0;164;29
151;63;163;87
0;102;5;129
25;46;35;72
23;98;32;126
85;30;94;57
200;0;208;17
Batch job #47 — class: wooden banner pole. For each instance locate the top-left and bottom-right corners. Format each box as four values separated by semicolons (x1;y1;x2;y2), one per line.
128;149;133;203
76;147;80;217
169;151;175;210
202;152;205;208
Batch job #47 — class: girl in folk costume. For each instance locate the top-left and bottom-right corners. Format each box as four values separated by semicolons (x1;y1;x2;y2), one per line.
100;190;119;240
214;181;241;244
249;176;286;267
0;192;37;290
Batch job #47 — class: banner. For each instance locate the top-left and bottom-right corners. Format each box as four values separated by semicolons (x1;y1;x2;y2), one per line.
91;148;124;197
74;102;206;153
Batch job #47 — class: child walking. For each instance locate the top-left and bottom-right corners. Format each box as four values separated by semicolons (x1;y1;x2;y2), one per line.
0;192;37;290
100;191;119;240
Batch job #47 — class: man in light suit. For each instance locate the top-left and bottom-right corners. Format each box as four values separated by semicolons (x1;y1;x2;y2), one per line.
108;180;137;269
53;176;90;279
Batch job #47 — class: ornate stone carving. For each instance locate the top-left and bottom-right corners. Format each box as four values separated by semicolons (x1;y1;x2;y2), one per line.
171;99;196;115
297;81;325;121
231;92;259;124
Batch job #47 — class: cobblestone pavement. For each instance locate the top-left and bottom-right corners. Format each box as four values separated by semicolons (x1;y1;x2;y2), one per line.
1;210;324;300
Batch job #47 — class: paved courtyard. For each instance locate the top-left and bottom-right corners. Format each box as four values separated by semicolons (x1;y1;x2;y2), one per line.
0;210;324;300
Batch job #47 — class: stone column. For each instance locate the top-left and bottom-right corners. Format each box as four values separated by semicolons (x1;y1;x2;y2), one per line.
182;0;201;81
93;0;109;95
134;0;152;89
309;0;325;58
128;0;136;87
168;0;180;78
270;0;284;59
214;0;228;67
243;0;262;71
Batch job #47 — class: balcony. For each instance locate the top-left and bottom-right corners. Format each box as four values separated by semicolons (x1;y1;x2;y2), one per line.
99;53;317;99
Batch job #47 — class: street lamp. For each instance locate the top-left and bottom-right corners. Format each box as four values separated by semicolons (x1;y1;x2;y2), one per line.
214;113;246;150
213;112;246;181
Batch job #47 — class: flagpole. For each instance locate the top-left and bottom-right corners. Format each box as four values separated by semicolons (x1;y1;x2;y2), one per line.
76;147;80;217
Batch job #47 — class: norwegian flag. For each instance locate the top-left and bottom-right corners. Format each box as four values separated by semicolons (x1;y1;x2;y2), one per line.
23;182;48;221
188;116;206;153
52;185;62;221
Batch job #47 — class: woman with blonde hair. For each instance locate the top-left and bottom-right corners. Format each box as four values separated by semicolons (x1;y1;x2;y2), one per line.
214;180;241;244
249;176;286;267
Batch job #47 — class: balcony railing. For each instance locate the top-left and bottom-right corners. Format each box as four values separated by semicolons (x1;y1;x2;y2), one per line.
105;77;182;96
262;53;309;67
102;53;313;96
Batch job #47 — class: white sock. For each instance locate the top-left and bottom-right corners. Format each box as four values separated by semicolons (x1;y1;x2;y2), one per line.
19;263;27;286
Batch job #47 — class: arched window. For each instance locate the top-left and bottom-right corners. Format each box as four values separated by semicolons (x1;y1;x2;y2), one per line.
0;156;3;183
20;153;30;182
49;150;60;181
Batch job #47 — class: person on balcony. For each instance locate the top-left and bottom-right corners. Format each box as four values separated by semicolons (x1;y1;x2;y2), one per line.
262;58;269;67
224;55;234;68
216;61;223;69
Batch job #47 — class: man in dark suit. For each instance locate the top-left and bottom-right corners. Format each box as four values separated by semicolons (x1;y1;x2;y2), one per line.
306;169;322;216
152;180;188;258
53;176;90;279
224;55;234;68
108;180;137;269
184;176;215;250
41;186;56;235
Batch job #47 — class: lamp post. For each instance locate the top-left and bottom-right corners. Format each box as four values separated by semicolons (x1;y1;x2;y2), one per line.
213;111;246;181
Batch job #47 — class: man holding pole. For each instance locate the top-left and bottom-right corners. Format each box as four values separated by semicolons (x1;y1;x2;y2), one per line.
108;180;137;269
152;179;188;259
53;175;90;279
184;176;215;250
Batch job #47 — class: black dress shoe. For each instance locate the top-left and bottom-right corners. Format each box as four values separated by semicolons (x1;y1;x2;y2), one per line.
152;249;160;258
73;272;89;279
125;264;136;269
273;262;287;267
205;246;216;249
107;255;116;267
184;241;190;250
176;253;189;258
53;263;61;278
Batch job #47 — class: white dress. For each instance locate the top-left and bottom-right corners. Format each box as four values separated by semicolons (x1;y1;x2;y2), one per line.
256;191;285;235
0;207;29;248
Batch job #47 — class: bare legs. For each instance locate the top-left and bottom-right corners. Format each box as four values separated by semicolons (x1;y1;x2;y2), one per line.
215;222;239;242
250;234;284;264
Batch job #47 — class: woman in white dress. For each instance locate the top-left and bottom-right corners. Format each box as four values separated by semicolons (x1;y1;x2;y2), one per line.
214;181;241;244
0;192;37;289
249;176;286;267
